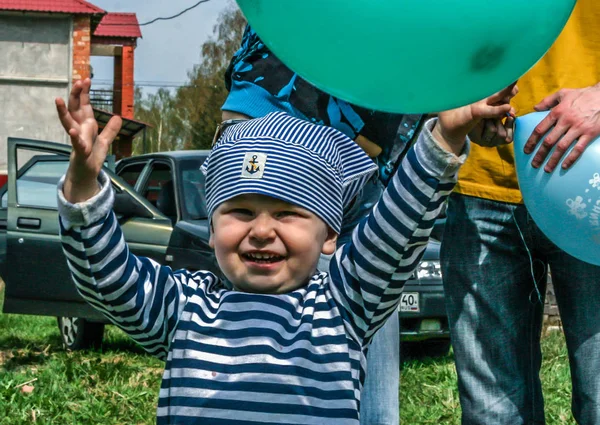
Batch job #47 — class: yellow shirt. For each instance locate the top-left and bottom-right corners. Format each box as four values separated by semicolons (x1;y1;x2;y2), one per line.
455;0;600;204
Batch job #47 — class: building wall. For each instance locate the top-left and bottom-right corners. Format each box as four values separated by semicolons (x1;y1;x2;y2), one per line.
0;13;73;178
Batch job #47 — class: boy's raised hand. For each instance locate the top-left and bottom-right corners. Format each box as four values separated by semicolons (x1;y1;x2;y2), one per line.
433;84;517;155
56;78;122;203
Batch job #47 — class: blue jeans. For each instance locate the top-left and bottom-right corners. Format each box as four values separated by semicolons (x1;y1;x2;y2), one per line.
441;193;600;425
320;177;400;425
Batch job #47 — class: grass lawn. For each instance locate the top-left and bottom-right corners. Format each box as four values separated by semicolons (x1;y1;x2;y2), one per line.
1;285;577;424
0;286;162;425
400;332;576;424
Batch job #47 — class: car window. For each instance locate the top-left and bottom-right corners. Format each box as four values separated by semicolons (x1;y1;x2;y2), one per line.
117;162;146;188
17;160;69;209
143;162;176;221
179;158;208;220
1;191;6;209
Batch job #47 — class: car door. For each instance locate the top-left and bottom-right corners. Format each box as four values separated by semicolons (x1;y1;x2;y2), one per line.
167;156;217;273
121;155;217;274
115;159;150;190
0;185;8;280
3;138;173;319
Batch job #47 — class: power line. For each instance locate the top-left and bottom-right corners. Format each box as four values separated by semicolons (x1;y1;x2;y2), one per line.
140;0;212;26
99;0;213;27
93;79;188;85
91;78;224;89
91;80;194;88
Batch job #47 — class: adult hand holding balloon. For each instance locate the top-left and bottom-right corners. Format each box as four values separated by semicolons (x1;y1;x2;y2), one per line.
523;84;600;172
236;0;576;113
514;112;600;266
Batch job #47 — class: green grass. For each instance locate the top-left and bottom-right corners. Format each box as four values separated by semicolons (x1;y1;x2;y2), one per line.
0;287;162;425
400;332;576;424
1;285;576;424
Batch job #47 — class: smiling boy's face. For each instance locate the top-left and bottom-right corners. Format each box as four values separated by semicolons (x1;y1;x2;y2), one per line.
209;194;338;294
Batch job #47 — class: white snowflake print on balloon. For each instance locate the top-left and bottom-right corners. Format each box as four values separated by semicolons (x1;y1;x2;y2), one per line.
590;173;600;190
566;196;588;220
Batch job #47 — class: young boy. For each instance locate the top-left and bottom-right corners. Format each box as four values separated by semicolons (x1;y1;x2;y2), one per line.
220;28;425;425
55;78;512;424
220;26;517;425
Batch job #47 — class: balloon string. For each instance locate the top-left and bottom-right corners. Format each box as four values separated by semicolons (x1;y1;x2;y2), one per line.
512;210;544;304
497;148;544;305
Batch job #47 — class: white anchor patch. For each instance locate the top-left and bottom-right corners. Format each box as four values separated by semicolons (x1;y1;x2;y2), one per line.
241;152;267;179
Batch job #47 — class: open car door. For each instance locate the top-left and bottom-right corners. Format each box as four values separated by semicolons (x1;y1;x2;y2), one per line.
2;138;173;324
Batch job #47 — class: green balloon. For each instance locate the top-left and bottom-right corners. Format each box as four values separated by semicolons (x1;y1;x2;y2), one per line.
237;0;576;113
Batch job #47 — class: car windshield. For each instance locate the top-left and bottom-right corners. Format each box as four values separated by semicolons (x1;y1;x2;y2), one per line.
179;158;208;220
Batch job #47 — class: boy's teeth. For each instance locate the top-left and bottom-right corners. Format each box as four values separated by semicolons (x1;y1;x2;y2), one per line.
248;253;278;260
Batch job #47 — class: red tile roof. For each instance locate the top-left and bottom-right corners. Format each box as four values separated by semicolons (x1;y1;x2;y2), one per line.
94;12;141;38
0;0;104;14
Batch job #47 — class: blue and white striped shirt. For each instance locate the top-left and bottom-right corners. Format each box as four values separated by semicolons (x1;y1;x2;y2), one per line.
58;119;466;424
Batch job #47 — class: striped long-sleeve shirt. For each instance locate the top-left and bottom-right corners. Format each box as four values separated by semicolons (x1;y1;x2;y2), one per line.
58;119;466;425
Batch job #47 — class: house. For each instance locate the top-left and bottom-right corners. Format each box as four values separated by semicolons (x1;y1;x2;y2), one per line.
0;0;147;186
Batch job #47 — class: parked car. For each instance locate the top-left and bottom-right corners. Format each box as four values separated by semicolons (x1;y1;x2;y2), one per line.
399;229;450;358
0;137;450;356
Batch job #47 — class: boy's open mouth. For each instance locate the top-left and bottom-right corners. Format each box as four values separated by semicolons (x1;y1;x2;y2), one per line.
242;252;285;263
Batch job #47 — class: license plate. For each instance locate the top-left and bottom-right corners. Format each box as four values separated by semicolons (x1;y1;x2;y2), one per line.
399;292;420;313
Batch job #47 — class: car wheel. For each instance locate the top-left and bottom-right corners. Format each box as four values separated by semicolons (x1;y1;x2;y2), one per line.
57;317;105;350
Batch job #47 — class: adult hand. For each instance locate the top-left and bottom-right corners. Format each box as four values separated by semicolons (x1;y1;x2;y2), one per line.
524;83;600;172
55;78;122;203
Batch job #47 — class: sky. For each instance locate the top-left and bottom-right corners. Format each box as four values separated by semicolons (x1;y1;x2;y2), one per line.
89;0;232;94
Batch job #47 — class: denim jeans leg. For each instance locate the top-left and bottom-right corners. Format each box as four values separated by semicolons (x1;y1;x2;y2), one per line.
539;225;600;425
360;314;400;425
441;194;546;425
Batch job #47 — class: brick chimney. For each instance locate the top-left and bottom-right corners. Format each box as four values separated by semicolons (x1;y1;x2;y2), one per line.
113;45;135;119
72;16;91;81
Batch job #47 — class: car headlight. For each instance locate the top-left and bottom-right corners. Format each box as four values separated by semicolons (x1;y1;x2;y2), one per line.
416;260;442;280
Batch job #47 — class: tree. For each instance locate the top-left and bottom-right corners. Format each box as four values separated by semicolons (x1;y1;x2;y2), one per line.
175;2;246;150
133;1;246;152
134;87;180;154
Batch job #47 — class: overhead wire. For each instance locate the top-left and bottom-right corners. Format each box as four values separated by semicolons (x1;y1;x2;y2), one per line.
139;0;212;26
91;0;226;89
97;0;213;27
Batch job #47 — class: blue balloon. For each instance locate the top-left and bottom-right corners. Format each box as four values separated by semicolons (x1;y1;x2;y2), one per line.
514;112;600;266
236;0;576;113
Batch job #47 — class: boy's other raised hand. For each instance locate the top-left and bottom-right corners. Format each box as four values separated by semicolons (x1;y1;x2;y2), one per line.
433;84;517;155
56;78;122;203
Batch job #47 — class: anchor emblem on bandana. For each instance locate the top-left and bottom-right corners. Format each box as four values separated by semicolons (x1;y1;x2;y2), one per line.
241;152;267;179
246;155;260;174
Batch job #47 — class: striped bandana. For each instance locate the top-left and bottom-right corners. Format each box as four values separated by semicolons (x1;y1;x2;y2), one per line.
201;112;377;233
